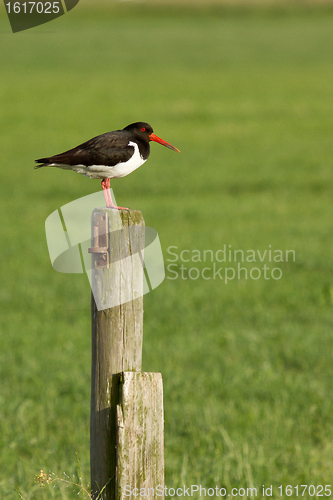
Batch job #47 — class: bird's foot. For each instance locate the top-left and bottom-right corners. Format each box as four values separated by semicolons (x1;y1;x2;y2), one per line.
106;203;129;210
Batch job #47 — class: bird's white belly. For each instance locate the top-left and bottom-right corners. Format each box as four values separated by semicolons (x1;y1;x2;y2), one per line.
51;141;147;179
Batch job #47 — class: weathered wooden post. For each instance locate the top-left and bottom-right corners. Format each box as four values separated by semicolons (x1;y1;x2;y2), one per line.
89;207;164;500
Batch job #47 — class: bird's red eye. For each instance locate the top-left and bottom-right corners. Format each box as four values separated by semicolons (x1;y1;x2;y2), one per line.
141;127;146;132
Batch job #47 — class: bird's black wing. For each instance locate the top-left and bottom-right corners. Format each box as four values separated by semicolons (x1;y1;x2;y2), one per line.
35;130;134;167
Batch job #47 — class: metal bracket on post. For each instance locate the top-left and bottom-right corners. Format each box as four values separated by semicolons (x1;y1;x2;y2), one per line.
88;212;109;269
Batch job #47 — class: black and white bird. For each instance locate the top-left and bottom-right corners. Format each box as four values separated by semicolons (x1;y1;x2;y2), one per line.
35;122;180;209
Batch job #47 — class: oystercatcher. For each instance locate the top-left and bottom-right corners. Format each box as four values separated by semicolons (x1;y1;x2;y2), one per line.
35;122;180;209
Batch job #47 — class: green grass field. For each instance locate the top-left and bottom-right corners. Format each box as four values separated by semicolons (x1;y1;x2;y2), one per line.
1;2;333;499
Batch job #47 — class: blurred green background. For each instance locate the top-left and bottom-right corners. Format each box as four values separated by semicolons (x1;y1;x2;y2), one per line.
1;1;333;498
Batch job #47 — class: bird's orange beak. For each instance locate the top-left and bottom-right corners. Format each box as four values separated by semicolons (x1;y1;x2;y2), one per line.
149;133;180;153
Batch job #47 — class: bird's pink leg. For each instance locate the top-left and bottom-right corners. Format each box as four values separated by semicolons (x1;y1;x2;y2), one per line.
101;179;112;207
104;178;114;207
101;179;128;210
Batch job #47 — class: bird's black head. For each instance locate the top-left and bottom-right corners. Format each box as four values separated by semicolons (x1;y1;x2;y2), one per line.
123;122;180;152
123;122;154;143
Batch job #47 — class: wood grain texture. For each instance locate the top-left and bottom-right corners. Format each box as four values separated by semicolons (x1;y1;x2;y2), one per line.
90;209;145;500
116;372;164;500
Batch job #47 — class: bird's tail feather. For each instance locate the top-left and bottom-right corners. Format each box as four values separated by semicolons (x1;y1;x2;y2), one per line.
35;158;51;168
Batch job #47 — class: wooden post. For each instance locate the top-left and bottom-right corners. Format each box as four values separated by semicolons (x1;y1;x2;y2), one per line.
116;372;164;498
90;208;164;500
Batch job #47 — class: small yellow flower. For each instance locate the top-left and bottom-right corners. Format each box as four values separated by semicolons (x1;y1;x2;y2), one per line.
35;470;52;486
